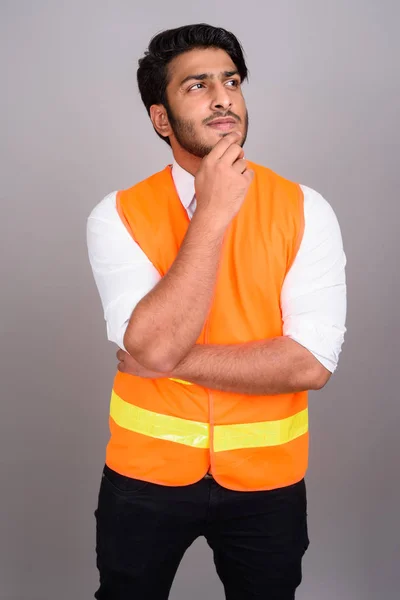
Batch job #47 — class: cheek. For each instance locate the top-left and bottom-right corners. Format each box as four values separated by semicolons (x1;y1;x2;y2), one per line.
185;96;213;118
237;100;247;117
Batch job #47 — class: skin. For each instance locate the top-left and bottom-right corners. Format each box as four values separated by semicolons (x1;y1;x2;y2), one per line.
119;47;331;393
123;131;253;371
150;47;249;175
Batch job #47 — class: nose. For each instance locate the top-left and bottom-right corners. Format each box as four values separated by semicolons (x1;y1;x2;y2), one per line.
210;82;232;112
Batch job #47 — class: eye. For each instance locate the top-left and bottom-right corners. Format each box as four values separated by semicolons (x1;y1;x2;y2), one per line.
189;83;204;91
226;79;240;87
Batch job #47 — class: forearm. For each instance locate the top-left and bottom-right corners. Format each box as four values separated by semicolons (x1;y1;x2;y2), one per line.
170;337;331;395
124;211;226;372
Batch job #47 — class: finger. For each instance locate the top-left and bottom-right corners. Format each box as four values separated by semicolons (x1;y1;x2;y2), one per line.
232;158;248;175
116;349;124;361
206;131;242;161
219;143;245;166
244;168;255;183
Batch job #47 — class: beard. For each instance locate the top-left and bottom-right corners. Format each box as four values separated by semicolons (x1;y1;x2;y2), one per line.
165;105;249;158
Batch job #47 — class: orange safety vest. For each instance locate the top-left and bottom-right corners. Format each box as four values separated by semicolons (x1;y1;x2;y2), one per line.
106;161;307;491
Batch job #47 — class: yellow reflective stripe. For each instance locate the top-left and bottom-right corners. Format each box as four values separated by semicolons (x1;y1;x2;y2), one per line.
213;408;309;453
168;377;194;386
110;392;308;453
110;390;209;449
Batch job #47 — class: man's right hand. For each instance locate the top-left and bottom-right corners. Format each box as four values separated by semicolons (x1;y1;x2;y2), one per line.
194;131;254;229
123;134;254;372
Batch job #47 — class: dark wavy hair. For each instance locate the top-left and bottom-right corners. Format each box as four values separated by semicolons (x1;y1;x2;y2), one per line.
137;24;249;146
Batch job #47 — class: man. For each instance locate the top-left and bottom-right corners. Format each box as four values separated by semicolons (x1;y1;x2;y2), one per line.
87;23;346;600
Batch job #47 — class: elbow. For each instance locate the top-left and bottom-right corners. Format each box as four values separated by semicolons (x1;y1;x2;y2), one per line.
123;332;178;374
140;351;178;374
308;363;332;390
123;317;185;373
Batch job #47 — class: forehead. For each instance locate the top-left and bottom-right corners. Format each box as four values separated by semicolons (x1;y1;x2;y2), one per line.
167;48;237;87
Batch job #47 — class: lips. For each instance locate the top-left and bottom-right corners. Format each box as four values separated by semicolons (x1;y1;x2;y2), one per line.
208;118;236;126
207;118;238;132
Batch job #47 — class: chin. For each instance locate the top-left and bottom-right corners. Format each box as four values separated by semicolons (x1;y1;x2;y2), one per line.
210;130;240;142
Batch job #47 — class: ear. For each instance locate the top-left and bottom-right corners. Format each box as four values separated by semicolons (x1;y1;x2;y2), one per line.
150;104;173;138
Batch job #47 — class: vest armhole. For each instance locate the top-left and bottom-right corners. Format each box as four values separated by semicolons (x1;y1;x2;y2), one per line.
286;183;305;273
116;190;139;244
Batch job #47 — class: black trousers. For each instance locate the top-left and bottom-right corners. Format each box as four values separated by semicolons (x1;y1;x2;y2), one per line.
94;464;309;599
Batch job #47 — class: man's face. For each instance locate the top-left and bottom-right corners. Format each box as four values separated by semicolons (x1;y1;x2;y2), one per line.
163;48;248;157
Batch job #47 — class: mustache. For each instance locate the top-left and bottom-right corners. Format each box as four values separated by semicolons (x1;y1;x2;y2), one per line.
203;111;242;125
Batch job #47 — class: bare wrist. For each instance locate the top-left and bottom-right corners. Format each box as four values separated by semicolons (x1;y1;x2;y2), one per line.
191;209;229;239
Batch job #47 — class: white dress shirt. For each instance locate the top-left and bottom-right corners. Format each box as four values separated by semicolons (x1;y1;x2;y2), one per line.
87;161;347;372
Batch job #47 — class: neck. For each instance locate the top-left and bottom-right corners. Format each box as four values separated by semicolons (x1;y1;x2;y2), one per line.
171;145;202;177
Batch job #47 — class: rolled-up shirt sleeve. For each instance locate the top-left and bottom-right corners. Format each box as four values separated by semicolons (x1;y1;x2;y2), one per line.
281;185;347;373
86;192;161;351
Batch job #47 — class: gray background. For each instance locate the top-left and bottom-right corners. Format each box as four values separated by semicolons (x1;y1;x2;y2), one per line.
1;1;399;598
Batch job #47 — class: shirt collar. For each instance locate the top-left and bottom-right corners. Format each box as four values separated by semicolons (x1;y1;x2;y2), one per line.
171;160;195;209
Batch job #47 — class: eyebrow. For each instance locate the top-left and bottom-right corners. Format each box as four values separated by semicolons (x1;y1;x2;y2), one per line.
180;70;240;86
